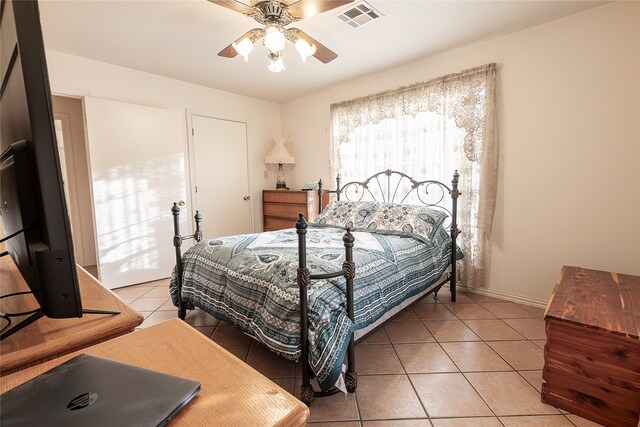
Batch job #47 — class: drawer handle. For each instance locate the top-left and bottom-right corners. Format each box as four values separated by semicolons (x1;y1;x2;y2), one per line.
243;196;250;201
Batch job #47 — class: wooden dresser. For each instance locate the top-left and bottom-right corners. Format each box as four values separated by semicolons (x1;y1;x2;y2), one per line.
542;266;639;427
263;190;329;231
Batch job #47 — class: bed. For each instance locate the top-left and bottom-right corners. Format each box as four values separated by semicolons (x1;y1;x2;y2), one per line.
170;170;462;405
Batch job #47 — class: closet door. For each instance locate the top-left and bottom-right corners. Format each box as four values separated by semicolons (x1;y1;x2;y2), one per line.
189;114;252;238
84;97;188;289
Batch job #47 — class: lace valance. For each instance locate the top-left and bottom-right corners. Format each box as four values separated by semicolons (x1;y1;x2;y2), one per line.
331;63;497;164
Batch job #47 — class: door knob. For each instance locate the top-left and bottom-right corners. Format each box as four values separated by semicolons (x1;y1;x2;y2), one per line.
243;196;250;201
176;200;186;207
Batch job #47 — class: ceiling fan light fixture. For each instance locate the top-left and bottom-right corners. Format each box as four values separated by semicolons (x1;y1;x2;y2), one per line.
295;38;316;63
232;37;254;62
268;52;285;73
213;0;349;71
264;26;286;53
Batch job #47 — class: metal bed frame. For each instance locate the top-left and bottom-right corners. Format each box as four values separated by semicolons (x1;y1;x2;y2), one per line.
171;169;460;405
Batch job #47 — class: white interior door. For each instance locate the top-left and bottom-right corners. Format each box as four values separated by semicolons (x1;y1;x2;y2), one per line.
190;114;252;238
84;97;188;289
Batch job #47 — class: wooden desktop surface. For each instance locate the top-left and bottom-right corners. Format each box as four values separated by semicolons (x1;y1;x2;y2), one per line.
0;256;144;376
1;319;310;427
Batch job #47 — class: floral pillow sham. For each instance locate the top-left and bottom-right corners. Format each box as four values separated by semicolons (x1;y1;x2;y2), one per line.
359;202;448;242
314;201;378;229
313;200;448;243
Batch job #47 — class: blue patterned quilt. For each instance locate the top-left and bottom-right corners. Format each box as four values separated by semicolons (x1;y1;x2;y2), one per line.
170;224;461;391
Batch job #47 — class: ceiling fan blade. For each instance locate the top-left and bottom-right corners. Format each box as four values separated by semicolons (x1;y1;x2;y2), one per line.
218;28;263;58
287;0;354;20
290;28;338;63
208;0;255;15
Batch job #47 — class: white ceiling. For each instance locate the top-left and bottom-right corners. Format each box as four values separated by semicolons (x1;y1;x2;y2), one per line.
39;0;608;103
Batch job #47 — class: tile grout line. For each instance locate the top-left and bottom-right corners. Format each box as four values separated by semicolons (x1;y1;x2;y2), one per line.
447;305;506;425
387;327;431;422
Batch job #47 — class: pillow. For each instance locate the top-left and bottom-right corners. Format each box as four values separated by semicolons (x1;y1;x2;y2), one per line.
360;202;448;242
314;200;378;229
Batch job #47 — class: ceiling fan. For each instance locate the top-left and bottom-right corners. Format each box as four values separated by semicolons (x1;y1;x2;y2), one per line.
209;0;354;72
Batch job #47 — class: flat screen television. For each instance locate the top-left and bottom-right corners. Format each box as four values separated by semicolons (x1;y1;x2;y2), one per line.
0;0;99;340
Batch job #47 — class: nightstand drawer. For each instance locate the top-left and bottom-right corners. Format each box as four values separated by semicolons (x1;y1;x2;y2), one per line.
263;191;308;205
263;203;307;218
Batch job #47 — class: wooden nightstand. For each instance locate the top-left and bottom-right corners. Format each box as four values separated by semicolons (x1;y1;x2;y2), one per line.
263;190;329;231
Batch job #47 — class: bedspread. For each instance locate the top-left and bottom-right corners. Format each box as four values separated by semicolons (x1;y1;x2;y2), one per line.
170;224;460;391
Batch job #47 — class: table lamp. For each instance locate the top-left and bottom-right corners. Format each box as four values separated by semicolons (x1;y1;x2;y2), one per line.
265;137;295;190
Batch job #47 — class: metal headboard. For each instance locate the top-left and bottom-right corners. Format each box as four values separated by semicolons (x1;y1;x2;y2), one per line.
318;169;460;229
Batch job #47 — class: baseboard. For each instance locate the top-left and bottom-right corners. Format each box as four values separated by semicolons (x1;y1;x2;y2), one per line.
456;285;549;309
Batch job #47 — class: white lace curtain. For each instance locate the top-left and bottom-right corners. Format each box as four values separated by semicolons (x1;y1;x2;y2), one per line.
329;63;498;289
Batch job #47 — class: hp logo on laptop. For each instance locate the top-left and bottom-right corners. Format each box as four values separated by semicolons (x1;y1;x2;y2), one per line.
67;392;99;410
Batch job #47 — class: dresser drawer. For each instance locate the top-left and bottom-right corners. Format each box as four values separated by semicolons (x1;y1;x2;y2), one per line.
264;216;297;231
263;203;308;219
263;191;308;205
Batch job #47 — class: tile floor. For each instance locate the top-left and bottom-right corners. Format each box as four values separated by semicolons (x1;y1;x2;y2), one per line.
113;278;605;427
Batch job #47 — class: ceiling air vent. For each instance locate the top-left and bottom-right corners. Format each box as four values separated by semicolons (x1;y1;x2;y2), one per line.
336;1;383;29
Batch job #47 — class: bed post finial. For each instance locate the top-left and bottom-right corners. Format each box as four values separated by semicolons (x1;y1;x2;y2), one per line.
336;174;342;201
295;212;308;232
172;203;182;248
318;179;324;213
194;210;203;242
451;170;460;200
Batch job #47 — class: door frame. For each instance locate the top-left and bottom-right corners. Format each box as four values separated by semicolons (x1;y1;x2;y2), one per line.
185;109;254;233
51;94;99;270
51;88;100;277
53;111;84;264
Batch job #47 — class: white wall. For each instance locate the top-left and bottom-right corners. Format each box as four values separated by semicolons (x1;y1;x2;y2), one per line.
282;1;640;304
46;50;280;235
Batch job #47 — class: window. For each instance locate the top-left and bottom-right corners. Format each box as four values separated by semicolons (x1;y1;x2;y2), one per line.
330;63;498;289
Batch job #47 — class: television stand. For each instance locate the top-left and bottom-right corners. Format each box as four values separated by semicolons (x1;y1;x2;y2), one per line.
1;319;310;426
0;256;143;376
0;305;121;341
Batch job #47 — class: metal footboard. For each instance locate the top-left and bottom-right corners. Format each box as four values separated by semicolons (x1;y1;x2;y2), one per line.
295;213;357;406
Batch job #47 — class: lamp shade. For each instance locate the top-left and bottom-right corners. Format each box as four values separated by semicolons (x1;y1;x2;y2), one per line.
265;137;295;164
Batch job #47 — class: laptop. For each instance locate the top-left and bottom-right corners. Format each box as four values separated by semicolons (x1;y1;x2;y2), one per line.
0;353;201;427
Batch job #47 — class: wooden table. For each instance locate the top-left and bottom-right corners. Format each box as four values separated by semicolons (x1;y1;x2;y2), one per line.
1;319;310;426
0;257;143;376
542;266;640;427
